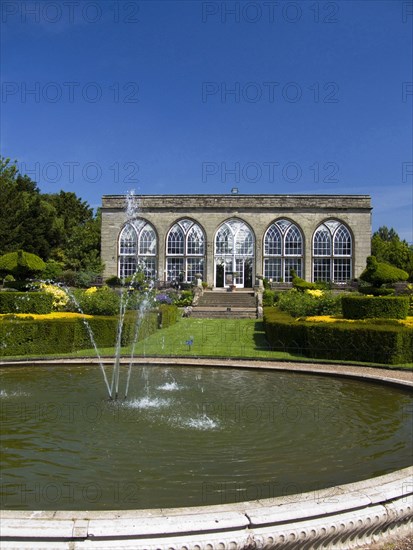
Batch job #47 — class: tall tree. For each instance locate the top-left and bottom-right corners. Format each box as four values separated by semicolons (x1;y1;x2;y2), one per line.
371;226;413;278
0;158;58;257
0;158;102;275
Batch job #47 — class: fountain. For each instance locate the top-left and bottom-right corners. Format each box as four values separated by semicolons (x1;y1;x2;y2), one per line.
0;192;412;548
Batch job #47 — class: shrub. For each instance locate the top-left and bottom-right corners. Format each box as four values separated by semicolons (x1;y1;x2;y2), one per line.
0;292;53;314
74;287;120;316
358;285;395;296
42;260;64;281
39;283;69;310
277;289;342;317
263;290;276;307
105;276;122;287
59;270;78;287
341;295;409;320
0;250;46;280
175;290;194;307
158;304;178;328
360;256;409;286
4;280;36;291
263;278;271;290
264;307;413;365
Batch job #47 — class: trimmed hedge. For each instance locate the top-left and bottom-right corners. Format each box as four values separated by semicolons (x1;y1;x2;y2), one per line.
0;292;53;314
0;305;179;357
263;290;275;307
342;295;409;320
358;286;395;296
158;304;178;328
264;308;413;365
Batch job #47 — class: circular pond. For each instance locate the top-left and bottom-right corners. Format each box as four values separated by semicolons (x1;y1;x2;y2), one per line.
0;364;412;511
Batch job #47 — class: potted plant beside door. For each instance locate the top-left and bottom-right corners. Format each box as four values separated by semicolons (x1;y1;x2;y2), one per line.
229;271;239;291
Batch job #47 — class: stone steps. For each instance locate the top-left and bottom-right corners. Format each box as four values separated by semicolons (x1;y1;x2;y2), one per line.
192;291;257;318
191;309;257;319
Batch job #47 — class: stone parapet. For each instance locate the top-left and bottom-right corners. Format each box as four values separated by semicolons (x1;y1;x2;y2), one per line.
103;194;372;212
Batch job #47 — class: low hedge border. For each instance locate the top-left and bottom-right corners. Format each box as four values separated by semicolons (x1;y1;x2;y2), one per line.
342;295;409;320
0;306;178;357
0;291;53;314
264;308;413;365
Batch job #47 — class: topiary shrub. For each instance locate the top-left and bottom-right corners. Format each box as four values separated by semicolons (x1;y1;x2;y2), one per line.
341;295;409;320
3;274;15;284
359;285;395;296
360;256;409;288
0;291;53;314
0;250;46;280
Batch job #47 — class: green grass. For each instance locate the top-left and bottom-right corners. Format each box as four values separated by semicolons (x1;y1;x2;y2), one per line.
1;317;412;369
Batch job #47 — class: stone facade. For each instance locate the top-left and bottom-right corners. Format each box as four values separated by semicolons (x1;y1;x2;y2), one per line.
101;194;372;286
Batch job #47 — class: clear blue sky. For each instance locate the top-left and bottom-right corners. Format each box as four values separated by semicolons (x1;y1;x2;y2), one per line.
1;0;412;241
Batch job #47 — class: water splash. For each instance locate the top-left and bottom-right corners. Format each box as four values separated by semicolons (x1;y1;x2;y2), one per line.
182;415;219;430
157;382;182;391
126;396;171;410
0;389;29;398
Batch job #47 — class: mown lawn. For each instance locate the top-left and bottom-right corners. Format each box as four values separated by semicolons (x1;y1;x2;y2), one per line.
2;316;411;369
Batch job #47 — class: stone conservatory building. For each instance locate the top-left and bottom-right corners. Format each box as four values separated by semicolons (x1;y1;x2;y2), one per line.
101;194;372;288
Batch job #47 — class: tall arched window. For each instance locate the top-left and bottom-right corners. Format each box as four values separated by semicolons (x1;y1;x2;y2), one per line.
263;220;303;282
214;219;254;288
313;221;352;282
118;220;157;279
166;219;205;282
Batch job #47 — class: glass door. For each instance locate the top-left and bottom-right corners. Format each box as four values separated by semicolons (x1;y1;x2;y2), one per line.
235;258;244;287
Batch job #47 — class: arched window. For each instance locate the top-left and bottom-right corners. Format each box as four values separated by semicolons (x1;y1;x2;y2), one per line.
263;220;303;282
214;219;254;288
166;219;205;282
313;221;352;282
118;220;157;279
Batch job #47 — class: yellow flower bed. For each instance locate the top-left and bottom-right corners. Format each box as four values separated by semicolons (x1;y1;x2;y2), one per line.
305;289;324;298
0;312;93;321
85;286;98;294
39;283;70;309
303;315;413;327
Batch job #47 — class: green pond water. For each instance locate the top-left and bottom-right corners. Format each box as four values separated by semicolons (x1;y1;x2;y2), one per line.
0;364;412;510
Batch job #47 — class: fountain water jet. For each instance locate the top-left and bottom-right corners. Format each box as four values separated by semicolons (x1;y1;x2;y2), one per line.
55;190;156;401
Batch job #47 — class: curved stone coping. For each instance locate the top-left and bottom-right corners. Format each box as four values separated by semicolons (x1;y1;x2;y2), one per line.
1;358;412;549
2;355;413;388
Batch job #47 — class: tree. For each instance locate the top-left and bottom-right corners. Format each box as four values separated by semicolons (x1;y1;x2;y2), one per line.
371;226;413;278
0;158;59;258
0;158;103;279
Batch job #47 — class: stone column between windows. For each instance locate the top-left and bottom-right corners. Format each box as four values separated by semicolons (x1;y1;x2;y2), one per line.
157;227;166;282
304;233;313;282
